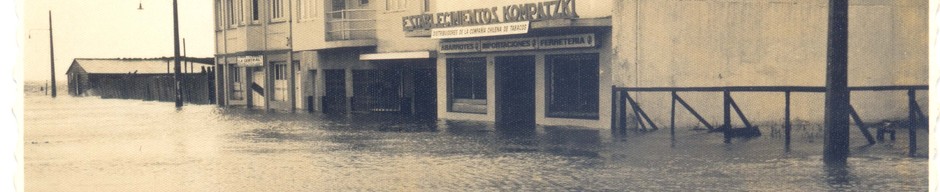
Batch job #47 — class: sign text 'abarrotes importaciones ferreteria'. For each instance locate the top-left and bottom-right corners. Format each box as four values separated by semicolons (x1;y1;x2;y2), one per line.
403;0;579;38
439;33;595;53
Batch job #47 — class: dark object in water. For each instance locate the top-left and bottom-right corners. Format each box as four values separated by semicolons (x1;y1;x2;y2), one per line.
872;120;898;141
709;126;762;138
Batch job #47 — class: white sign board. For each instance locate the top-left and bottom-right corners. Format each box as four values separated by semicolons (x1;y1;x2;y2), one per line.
236;56;263;67
537;34;595;49
431;21;530;39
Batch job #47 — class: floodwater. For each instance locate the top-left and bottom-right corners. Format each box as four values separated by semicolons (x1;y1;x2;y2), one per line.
25;94;927;191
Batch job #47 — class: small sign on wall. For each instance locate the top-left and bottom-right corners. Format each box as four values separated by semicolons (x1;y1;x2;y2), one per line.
236;56;264;67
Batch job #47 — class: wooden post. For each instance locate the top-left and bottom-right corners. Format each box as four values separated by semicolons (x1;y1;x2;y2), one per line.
670;91;676;141
48;11;57;98
173;0;183;108
785;91;791;152
823;0;850;165
908;89;916;157
723;90;731;143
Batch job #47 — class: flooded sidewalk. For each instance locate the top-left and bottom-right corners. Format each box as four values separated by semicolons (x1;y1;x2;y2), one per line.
25;95;927;191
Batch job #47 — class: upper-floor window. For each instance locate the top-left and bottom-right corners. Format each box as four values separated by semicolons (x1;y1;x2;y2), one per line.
226;0;243;27
216;0;224;29
423;0;429;12
298;0;320;21
271;0;287;21
251;0;260;22
386;0;406;11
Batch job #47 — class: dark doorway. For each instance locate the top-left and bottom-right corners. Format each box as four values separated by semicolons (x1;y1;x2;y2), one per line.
413;68;437;119
323;69;346;114
495;56;536;127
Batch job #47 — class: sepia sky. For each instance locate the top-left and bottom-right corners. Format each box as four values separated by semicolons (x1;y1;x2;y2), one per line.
22;0;214;82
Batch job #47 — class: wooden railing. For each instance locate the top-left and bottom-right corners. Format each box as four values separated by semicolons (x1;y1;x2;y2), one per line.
611;85;928;156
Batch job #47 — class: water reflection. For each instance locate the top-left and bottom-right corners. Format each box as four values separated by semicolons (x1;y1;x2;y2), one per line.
824;164;859;190
24;95;928;191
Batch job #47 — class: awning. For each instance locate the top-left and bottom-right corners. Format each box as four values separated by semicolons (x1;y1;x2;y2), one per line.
359;51;437;61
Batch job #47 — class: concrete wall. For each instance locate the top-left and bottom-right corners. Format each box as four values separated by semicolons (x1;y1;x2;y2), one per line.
374;0;438;53
612;0;927;128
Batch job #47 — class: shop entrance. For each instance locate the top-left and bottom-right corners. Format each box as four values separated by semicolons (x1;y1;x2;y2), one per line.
413;68;437;119
249;67;265;108
495;56;536;127
323;70;347;114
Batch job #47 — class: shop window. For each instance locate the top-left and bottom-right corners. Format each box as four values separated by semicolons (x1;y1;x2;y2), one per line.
298;0;320;21
273;63;288;101
546;53;599;119
448;57;487;114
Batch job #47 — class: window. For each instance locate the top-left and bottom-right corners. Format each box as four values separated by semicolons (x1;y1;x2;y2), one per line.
447;57;487;114
423;0;429;12
251;0;260;22
298;0;320;21
226;0;243;26
360;0;369;5
216;0;224;29
386;0;406;11
273;63;288;101
271;0;286;21
546;53;599;119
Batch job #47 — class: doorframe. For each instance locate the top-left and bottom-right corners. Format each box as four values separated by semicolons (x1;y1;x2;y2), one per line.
494;55;536;126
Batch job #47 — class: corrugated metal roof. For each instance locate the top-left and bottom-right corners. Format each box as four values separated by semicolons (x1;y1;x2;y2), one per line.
69;58;213;74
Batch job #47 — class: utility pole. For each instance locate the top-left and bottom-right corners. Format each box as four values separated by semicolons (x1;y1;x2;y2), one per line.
48;11;57;98
173;0;182;108
823;0;850;165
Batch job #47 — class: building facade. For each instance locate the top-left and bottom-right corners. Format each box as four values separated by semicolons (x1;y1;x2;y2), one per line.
214;0;927;129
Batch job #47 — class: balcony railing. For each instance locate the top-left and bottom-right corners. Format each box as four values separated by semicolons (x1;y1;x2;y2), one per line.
326;9;376;41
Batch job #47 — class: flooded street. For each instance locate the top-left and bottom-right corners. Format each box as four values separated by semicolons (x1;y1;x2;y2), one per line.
25;94;927;191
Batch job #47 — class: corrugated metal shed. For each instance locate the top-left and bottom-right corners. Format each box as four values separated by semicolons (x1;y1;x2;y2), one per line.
66;58;213;75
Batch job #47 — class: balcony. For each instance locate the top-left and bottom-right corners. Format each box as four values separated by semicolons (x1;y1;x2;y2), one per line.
326;9;376;41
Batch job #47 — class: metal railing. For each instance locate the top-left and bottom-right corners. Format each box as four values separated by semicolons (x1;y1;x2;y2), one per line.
611;85;928;156
326;9;376;41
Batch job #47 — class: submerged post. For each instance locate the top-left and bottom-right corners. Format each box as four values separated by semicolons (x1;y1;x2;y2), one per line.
670;91;676;141
908;89;916;157
172;0;182;108
723;90;731;143
785;91;791;152
823;0;850;165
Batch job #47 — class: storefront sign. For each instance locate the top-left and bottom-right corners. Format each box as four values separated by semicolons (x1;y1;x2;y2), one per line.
480;37;536;52
440;33;595;53
236;56;263;67
431;21;529;39
440;41;481;53
403;0;579;34
536;34;595;49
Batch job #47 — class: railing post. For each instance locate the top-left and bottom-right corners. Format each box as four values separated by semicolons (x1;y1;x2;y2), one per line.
671;91;677;141
723;90;731;143
908;89;917;157
619;90;628;134
785;91;791;152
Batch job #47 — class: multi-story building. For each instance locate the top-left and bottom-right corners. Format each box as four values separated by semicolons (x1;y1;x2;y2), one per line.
214;0;926;130
214;0;439;117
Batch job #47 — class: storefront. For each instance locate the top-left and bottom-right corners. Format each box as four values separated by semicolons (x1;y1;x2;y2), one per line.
404;0;614;128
